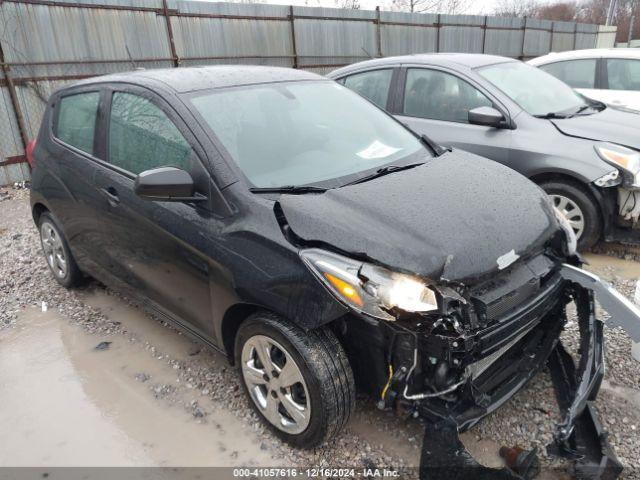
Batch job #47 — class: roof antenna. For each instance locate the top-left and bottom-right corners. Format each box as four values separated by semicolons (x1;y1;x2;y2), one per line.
125;45;144;70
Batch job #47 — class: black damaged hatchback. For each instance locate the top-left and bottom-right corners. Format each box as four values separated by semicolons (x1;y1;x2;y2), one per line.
30;66;640;479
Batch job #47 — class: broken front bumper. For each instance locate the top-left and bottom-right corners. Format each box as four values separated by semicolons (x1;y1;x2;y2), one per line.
419;264;639;480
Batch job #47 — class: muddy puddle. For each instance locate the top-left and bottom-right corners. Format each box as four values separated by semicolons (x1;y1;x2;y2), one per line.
583;253;640;281
0;304;274;468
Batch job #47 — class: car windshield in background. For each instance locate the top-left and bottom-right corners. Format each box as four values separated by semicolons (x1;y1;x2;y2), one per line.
189;81;426;189
478;61;591;118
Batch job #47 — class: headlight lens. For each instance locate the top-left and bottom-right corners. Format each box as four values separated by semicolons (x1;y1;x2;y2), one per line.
300;248;438;321
553;206;577;255
595;143;640;186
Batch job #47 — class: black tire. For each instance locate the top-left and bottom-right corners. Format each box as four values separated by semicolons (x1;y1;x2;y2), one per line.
540;180;602;251
235;312;355;448
38;211;83;288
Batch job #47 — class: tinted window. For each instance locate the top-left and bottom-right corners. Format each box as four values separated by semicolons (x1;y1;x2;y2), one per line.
190;81;425;189
403;69;492;123
343;69;393;108
56;92;100;154
109;92;194;175
539;59;596;89
607;59;640;91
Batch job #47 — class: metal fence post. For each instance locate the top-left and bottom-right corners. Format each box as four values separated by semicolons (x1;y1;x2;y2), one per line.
573;22;578;50
520;16;527;59
436;14;441;52
162;0;180;67
289;5;298;69
376;6;382;57
0;41;29;153
549;21;555;52
481;15;487;53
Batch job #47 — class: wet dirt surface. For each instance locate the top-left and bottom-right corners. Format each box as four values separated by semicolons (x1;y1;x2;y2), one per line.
1;188;639;478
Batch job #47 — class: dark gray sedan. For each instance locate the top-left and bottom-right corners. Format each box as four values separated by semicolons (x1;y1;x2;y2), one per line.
329;54;640;250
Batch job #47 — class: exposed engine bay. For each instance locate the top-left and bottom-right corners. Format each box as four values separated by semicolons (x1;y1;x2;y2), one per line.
335;255;640;479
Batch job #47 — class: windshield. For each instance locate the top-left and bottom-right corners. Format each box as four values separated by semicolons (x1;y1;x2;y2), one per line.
478;61;589;117
189;81;425;188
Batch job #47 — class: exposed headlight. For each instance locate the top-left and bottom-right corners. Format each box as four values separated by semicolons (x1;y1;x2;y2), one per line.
595;143;640;186
300;248;438;321
554;206;577;255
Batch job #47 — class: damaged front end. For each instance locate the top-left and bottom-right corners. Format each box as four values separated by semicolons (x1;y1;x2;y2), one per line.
302;248;636;479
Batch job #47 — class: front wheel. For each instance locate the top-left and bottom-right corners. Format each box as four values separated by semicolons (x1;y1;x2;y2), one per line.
540;180;602;251
235;312;355;448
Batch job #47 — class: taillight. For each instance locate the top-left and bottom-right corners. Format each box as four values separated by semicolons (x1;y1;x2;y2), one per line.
26;139;36;168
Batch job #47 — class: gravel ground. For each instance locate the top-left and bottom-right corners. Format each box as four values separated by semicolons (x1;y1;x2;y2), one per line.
1;185;639;478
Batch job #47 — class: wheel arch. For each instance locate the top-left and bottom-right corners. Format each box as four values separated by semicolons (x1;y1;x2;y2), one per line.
32;202;49;224
221;303;268;364
529;170;611;241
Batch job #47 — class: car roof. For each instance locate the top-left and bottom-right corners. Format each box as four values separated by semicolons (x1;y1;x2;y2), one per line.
528;48;640;65
328;53;515;77
69;65;323;94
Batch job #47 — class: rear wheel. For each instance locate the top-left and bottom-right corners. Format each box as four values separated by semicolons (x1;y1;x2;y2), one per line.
540;180;602;251
38;212;83;288
235;312;355;448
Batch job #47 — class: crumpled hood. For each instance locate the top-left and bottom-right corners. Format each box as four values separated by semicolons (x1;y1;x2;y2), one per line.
279;151;558;283
551;107;640;150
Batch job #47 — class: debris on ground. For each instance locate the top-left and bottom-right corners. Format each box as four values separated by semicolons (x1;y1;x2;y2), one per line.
94;341;112;351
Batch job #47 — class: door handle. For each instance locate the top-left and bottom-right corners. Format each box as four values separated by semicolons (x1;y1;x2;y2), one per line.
100;187;120;207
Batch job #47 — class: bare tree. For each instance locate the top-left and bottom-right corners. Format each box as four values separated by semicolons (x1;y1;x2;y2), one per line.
391;0;470;14
335;0;361;9
493;0;538;16
536;1;579;21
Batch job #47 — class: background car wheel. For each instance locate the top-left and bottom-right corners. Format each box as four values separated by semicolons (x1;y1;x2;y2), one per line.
235;312;355;448
540;180;602;251
38;212;83;288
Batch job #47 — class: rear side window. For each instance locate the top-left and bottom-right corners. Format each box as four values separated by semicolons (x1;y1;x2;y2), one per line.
539;59;597;89
108;92;194;175
55;92;100;154
343;69;393;108
606;59;640;91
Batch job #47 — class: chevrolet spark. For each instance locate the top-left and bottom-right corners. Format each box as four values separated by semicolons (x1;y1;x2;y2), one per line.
30;66;638;478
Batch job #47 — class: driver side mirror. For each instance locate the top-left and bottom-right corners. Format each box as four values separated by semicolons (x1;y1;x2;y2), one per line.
468;106;506;128
134;166;204;202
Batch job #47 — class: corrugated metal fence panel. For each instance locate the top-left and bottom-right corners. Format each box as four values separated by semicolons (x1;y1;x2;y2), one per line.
484;16;525;57
551;21;575;52
0;162;31;185
575;23;598;50
0;0;170;79
0;87;23;159
597;26;618;48
439;14;484;53
524;18;552;57
170;1;293;67
380;11;438;56
293;6;376;68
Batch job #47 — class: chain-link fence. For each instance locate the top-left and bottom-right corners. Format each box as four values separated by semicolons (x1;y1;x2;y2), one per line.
0;0;618;185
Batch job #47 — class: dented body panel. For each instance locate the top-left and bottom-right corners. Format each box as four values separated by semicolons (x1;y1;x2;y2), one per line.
279;151;558;283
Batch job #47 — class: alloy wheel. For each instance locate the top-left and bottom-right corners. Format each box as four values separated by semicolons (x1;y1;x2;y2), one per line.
241;334;310;434
40;221;67;279
550;194;585;241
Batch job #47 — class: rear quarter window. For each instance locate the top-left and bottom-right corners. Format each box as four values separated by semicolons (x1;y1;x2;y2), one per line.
54;92;100;155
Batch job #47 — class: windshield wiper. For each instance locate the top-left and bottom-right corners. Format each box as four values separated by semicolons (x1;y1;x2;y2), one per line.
533;112;571;119
342;162;425;187
249;185;327;194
